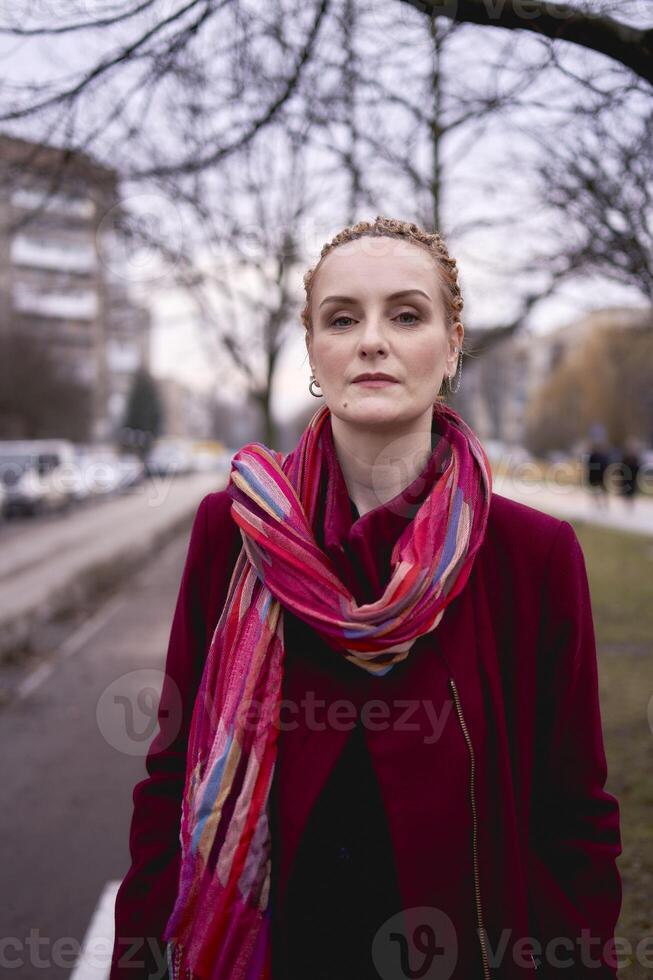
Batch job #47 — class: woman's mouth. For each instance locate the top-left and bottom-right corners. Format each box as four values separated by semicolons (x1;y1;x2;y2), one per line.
352;373;399;387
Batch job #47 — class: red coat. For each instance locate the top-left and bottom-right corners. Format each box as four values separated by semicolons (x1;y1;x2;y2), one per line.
110;465;622;979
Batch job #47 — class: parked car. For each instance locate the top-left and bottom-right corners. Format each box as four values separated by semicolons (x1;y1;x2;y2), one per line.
145;439;195;477
0;439;76;516
72;451;118;499
114;453;146;492
185;440;230;474
72;448;145;498
62;453;96;503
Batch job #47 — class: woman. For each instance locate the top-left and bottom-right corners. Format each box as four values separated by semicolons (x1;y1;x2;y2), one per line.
110;217;622;980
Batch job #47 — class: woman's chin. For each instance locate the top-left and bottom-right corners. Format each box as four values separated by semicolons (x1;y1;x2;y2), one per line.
332;400;410;430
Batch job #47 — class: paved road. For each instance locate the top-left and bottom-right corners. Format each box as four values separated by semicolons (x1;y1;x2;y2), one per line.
0;527;194;980
0;471;221;659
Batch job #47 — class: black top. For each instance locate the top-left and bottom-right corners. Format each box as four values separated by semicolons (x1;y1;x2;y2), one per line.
274;715;403;980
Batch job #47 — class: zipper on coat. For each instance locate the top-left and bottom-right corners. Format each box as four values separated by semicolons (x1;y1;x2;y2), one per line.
448;677;492;980
166;940;192;979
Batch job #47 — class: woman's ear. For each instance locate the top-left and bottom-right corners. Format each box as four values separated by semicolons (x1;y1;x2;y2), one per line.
448;324;464;367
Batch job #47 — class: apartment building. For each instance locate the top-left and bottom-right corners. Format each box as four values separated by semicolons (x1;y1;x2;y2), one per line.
0;134;151;440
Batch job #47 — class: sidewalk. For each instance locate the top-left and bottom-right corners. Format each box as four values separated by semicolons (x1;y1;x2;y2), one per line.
494;474;653;537
0;472;223;661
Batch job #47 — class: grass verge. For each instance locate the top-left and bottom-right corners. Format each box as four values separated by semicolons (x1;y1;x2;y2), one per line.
571;520;653;977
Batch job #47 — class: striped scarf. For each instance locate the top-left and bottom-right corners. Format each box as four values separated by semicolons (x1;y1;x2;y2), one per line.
163;402;492;979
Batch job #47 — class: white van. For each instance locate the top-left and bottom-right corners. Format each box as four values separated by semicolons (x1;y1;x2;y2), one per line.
0;439;76;516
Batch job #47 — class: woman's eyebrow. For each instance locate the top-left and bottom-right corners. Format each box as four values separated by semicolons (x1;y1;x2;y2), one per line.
318;288;432;309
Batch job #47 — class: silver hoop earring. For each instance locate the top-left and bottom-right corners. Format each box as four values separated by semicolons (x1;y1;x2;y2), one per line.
309;375;323;398
446;349;463;394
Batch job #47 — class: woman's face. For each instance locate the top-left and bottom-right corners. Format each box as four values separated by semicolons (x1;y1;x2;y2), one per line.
306;236;463;432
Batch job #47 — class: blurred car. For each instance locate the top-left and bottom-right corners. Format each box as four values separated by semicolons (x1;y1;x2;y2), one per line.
72;448;145;498
145;440;195;477
192;448;223;472
72;451;120;499
114;453;146;491
0;439;75;516
62;455;96;503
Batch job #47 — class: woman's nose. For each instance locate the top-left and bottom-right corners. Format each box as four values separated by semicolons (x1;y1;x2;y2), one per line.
357;318;389;356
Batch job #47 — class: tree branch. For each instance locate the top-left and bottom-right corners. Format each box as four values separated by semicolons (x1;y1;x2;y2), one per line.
0;0;214;122
398;0;653;85
0;0;160;37
132;0;331;177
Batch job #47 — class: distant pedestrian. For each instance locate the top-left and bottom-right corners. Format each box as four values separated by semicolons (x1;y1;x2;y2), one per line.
586;441;610;509
617;437;641;509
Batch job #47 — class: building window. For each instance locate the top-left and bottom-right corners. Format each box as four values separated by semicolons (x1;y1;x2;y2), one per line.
13;283;99;320
11;234;97;274
11;187;96;219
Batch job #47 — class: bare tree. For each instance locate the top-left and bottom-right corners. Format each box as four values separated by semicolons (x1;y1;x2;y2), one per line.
0;1;649;187
141;123;318;448
293;4;566;343
341;0;365;224
0;0;332;179
525;106;653;303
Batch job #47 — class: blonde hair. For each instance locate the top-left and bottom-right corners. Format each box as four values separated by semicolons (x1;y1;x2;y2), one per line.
301;216;466;346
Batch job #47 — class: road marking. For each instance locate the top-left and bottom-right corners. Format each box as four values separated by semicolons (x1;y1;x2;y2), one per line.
71;880;121;980
16;594;127;701
58;594;127;661
15;661;54;700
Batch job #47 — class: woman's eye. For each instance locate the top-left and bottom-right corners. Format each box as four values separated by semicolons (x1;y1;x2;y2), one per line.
396;311;420;325
331;315;354;327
